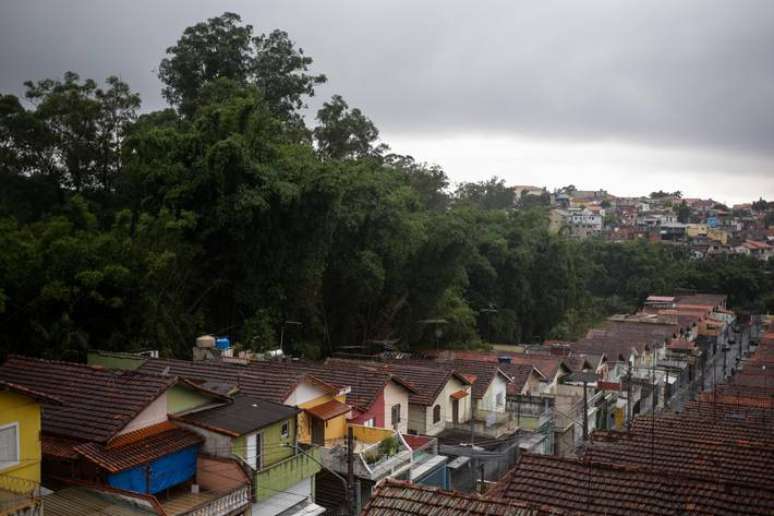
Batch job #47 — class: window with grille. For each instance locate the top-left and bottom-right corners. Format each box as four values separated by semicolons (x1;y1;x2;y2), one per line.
391;404;401;427
0;423;19;470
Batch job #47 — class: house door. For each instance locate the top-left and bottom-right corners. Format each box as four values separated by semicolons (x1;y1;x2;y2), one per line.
451;399;459;424
247;432;261;469
312;418;325;446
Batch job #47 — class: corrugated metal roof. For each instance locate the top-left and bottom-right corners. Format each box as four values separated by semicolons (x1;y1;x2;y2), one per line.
44;487;156;515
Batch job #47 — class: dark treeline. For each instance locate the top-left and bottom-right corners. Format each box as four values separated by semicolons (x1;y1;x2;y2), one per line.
1;13;771;360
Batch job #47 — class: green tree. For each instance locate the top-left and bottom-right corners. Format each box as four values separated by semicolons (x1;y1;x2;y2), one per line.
159;13;325;121
313;95;387;160
677;201;692;223
454;177;515;210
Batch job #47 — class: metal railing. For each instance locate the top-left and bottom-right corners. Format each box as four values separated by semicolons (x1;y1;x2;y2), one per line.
181;485;251;516
0;475;41;515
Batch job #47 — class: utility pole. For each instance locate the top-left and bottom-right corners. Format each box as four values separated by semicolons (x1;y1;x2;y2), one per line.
582;379;589;442
650;353;656;470
722;343;729;378
346;426;355;516
470;400;475;447
626;362;633;431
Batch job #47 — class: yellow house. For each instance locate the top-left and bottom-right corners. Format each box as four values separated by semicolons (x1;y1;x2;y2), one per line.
0;380;60;515
292;384;351;446
707;228;728;245
685;224;708;237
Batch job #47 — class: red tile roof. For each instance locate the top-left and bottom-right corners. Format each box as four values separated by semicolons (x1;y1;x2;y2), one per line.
385;359;510;400
363;478;540;516
0;356;176;443
248;361;416;411
0;379;63;405
138;358;334;404
586;430;774;489
450;389;469;400
305;399;351;421
324;358;470;406
74;424;203;473
42;436;81;459
491;454;774;515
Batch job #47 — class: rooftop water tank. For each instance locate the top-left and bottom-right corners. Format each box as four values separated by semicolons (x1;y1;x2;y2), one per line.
215;337;231;350
196;335;216;348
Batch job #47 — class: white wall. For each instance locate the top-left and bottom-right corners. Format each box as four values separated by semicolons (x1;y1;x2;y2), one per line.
117;392;167;436
285;381;328;406
383;381;409;433
424;376;472;436
251;477;313;516
479;374;508;413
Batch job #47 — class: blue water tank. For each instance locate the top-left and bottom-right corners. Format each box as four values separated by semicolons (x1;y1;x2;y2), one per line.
215;337;231;350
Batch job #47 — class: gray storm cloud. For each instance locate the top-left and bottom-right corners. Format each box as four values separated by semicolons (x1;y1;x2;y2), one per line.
1;0;773;192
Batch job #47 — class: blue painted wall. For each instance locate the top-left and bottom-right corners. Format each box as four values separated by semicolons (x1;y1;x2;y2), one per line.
107;446;199;494
415;464;448;490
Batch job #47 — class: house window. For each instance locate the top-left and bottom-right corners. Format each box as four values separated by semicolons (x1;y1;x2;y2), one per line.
281;421;289;438
363;418;375;427
0;423;19;470
496;392;505;407
433;405;441;424
391;404;401;428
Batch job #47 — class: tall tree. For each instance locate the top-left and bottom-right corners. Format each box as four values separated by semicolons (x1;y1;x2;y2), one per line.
313;95;386;160
159;13;325;122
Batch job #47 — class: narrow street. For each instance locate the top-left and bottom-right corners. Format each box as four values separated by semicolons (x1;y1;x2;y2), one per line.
667;326;750;413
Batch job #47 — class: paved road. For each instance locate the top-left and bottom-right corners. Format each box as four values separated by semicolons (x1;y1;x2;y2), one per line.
666;327;750;413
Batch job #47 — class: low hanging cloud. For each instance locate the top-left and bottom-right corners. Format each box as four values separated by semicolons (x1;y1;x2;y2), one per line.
1;0;773;199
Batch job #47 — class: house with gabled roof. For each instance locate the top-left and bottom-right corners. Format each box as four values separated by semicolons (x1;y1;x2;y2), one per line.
138;357;352;448
174;396;325;516
387;358;515;438
0;356;252;516
137;357;433;513
324;358;473;436
246;361;417;435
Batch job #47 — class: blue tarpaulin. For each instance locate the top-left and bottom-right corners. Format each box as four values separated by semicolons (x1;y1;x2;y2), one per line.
107;445;199;494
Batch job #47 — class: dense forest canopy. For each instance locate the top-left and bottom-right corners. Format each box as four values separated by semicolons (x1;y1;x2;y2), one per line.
1;13;772;360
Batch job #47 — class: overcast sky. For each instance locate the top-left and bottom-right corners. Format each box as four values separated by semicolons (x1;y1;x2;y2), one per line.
2;1;773;204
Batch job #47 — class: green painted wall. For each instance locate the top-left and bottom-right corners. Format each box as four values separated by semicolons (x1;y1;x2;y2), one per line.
87;351;145;370
254;446;321;502
262;417;295;467
231;417;296;467
167;385;216;415
228;416;320;501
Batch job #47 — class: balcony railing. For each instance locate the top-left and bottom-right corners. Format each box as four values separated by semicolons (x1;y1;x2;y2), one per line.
0;475;42;515
319;428;414;481
448;408;519;437
179;485;251;516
